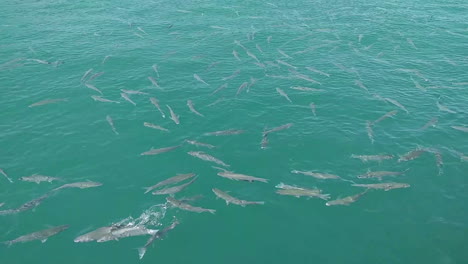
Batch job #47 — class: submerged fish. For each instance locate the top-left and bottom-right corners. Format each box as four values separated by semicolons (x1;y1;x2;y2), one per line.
137;218;180;259
256;44;263;53
144;122;169;132
222;70;240;81
52;181;102;191
366;121;375;144
310;103;316;116
185;140;215;149
0;193;51;216
217;171;268;183
4;225;69;246
212;188;264;206
372;110;398;125
436;100;456;113
106;115;119;135
398;149;425;162
148;76;161;89
385;98;409;113
121;93;136;106
276;88;292;103
236;82;249;96
74;226;118;243
276;188;330;200
260;133;268;149
354;80;369;93
28;98;67;108
19;174;60;184
149;97;165;118
0;168;13;183
357;169;408;180
246;50;260;63
352;182;410;191
152;64;160;78
291;170;340;180
420;117;438;130
325;190;368;206
144;173;196;194
351;154;394;162
211;83;228;95
81;68;93;82
166;105;180;125
232;50;241;61
263;123;293;135
276;59;297;69
187;100;204;117
188;151;230;167
152;177;197;195
451;126;468;132
277;49;292;59
204;129;245;136
85;83;103;95
141;145;181;156
166;197;216;214
97;225;158;242
88;72;104;82
305;66;330;77
91;96;119;104
194;74;209;85
290;86;324;92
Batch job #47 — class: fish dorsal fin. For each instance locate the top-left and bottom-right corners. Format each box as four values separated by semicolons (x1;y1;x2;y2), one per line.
41;238;48;243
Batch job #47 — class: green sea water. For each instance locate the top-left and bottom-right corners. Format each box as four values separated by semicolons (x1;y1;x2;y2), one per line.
1;0;467;263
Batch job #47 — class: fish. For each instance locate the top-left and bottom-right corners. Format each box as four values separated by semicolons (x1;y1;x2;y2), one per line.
236;82;249;96
141;145;181;156
88;72;104;82
310;103;316;116
354;80;369;93
247;77;258;92
290;86;324;92
420;117;438;130
204;129;245;136
187;100;204;117
407;38;417;49
372;110;398;125
246;51;260;63
291;170;340;180
210;25;228;30
398;149;425;162
188;151;230;167
451;126;468;132
384;98;409;113
256;44;263;53
276;188;330;200
185;140;215;149
234;40;247;50
436;100;456;113
152;177;197;195
433;151;443;175
3;225;69;246
357;169;408;180
102;55;111;64
206;61;221;71
28;98;68;108
232;50;241;61
137;27;148;35
222;70;240;81
97;225;158;242
253;62;266;69
0;203;3;207
207;97;225;107
267;36;272;43
352;182;410;191
217;171;268;183
166;105;180;125
166;197;216;214
411;77;426;91
148;76;161;89
74;226;118;243
149;97;165;118
137;218;180;259
305;66;330;77
358;34;363;43
293;73;322;84
276;59;297;69
91;95;120;103
81;68;93;82
152;64;160;78
325;190;368;206
350;154;394;162
263;123;293;135
366;121;374;144
121;93;136;106
52;181;102;191
211;83;228;95
0;168;13;183
0;193;51;215
260;133;268;149
19;174;60;184
144;173;196;194
106;115;119;135
194;74;209;85
85;83;103;95
213;188;264;206
277;49;292;59
143;122;169;132
276;88;292;103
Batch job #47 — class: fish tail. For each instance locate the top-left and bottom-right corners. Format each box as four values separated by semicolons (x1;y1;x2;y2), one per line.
253;201;265;205
3;241;12;247
208;209;216;215
137;247;147;259
143;187;153;194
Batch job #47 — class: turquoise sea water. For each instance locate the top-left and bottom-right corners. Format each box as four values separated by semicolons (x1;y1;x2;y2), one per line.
1;0;467;263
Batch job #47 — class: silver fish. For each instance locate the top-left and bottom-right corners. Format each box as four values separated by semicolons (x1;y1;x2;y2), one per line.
187;100;204;117
267;36;272;43
166;105;180;124
152;177;197;195
204;129;245;136
213;188;264;206
137;218;180;259
91;95;119;104
211;83;228;95
325;190;368;206
185;140;215;149
246;50;260;63
194;74;209;85
85;83;103;95
28;98;68;108
276;188;330;200
217;171;268;183
354;80;369;93
121;89;148;95
366;121;374;144
256;44;263;53
248;77;258;92
310;103;316;116
74;226;118;243
0;203;3;207
260;133;268;149
291;170;340;179
350;154;394;162
277;49;292;59
88;72;104;82
451;126;468;132
121;93;136;106
276;88;292;103
188;151;230;167
232;50;241;61
143;122;169;132
357;169;408;180
166;197;216;214
106;115;119;135
222;70;240;81
398;149;425;162
0;193;50;215
234;40;247;50
144;173;196;194
53;181;102;191
4;225;69;246
293;73;322;84
352;182;410;191
81;68;93;82
206;61;221;71
306;66;330;77
149;97;165;118
290;86;324;92
420;117;438;130
236;82;249;96
148;76;161;89
436;100;456;113
264;123;293;135
102;55;111;64
152;64;160;78
385;98;409;113
407;38;417;49
19;174;60;184
372;110;398;125
97;225;158;242
0;168;13;183
276;60;296;69
141;145;181;156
